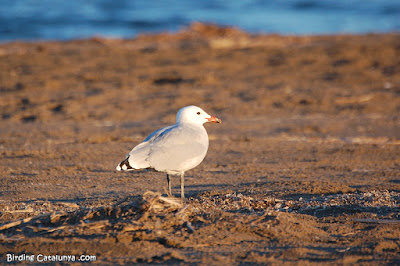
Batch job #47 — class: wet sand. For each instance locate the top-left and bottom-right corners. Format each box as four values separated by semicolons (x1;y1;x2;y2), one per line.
0;24;399;264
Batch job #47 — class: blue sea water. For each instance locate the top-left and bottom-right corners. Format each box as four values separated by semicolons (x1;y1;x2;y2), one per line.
0;0;399;42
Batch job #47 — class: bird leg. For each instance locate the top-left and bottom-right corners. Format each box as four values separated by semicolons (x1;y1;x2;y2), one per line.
180;172;185;199
166;174;172;196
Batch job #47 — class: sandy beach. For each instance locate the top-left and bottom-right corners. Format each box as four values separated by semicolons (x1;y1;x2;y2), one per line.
0;24;399;264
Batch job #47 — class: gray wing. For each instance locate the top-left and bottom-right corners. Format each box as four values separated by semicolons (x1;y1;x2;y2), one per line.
148;125;209;173
143;125;175;142
127;125;175;169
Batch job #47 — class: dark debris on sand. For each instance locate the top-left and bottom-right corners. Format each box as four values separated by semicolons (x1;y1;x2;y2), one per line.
1;190;400;264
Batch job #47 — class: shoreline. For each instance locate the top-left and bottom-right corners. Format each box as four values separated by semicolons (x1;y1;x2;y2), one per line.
1;22;399;46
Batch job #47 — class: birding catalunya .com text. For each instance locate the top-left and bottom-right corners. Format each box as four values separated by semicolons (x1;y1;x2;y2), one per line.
6;253;97;263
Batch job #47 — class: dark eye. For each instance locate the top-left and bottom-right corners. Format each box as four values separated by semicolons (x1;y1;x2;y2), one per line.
197;112;200;115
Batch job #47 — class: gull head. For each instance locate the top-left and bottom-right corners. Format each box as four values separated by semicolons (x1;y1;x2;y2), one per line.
176;105;222;125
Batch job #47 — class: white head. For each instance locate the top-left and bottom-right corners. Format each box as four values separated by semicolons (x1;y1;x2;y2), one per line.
176;105;222;125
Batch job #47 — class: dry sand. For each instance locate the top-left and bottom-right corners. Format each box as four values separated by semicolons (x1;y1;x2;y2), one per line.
0;24;399;264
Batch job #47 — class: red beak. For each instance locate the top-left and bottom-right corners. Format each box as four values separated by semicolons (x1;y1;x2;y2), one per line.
206;116;222;123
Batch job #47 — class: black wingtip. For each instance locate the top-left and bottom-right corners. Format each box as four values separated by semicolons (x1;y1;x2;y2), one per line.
116;157;133;171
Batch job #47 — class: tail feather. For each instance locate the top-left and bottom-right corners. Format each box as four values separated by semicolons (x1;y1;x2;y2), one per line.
116;156;134;171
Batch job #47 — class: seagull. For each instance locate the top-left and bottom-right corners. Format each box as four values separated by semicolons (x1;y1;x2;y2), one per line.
116;105;221;199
